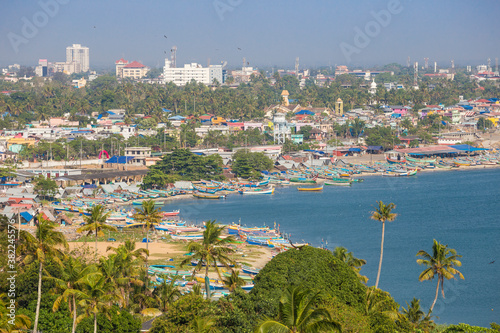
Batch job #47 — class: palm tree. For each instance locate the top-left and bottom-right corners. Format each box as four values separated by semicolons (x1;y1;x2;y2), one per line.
189;316;219;333
255;286;341;333
180;220;235;297
332;247;368;283
78;204;116;257
401;297;434;331
49;257;96;333
133;200;162;282
77;273;122;333
152;276;182;312
416;239;464;313
222;269;245;292
21;215;68;333
0;293;31;332
370;201;397;289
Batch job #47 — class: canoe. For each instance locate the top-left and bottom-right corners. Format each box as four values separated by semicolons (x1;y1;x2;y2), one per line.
238;186;274;195
324;181;351;186
386;156;407;164
289;177;316;183
132;200;164;206
193;192;226;199
241;265;261;275
297;186;323;191
406;156;436;164
163;210;180;216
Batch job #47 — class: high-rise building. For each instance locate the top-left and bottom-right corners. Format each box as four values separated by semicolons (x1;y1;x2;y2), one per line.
66;44;89;72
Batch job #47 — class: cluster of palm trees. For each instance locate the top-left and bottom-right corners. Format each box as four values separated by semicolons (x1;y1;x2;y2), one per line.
370;201;464;316
9;197;467;333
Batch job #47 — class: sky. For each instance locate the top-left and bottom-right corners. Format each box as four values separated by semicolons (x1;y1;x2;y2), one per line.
1;0;499;70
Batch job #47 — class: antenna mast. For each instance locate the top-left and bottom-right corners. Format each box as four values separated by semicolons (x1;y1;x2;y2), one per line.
170;46;177;68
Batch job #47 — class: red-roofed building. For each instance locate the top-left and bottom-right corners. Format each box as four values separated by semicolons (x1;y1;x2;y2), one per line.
116;59;149;79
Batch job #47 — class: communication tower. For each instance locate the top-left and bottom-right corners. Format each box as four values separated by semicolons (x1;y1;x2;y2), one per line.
451;59;454;69
170;46;177;68
407;56;410;67
487;58;491;70
414;62;418;86
295;57;299;78
242;57;246;69
424;58;429;69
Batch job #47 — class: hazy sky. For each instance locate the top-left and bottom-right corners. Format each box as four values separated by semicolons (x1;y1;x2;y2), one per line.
1;0;499;70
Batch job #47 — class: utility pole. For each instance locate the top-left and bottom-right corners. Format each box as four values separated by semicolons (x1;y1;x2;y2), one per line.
80;138;82;169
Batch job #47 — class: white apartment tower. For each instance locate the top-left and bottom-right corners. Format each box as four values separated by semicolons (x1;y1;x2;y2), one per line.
66;44;89;72
163;58;223;86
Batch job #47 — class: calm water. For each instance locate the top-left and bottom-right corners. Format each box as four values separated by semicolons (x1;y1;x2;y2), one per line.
156;169;500;326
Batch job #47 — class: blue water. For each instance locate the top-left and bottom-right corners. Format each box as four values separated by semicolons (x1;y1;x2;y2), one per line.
157;169;500;326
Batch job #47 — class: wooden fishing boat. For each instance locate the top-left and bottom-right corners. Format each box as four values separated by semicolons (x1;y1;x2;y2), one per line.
193;192;226;199
406;156;436;164
132;200;164;206
241;265;260;275
453;160;471;166
324;181;351;186
386;156;407;164
297;185;323;191
238;186;274;195
289;177;316;183
163;210;180;216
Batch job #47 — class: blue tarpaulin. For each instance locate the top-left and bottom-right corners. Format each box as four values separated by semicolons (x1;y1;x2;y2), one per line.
162;108;173;113
348;148;361;152
367;146;383;151
105;156;135;164
462;105;473;110
168;115;186;120
20;211;33;222
304;149;325;154
296;110;315;115
449;144;489;152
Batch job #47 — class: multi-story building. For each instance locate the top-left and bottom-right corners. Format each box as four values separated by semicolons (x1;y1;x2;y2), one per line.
66;44;89;72
163;59;223;86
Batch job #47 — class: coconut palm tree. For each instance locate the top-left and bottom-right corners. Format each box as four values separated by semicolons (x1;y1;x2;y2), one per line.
180;220;235;297
332;247;368;283
255;286;341;333
370;201;397;289
152;276;182;312
77;272;122;333
416;239;464;313
189;316;219;333
77;204;116;257
133;200;162;282
21;215;68;333
0;293;31;332
49;257;96;333
401;297;434;331
222;269;245;292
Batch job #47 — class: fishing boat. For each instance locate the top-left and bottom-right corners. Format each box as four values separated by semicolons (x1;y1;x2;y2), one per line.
170;234;204;240
406;156;437;164
453;160;471;166
163;210;180;216
193;192;226;199
132;200;164;206
386;156;407;164
241;265;261;275
238;186;274;195
324;181;351;186
297;185;323;191
289;177;317;184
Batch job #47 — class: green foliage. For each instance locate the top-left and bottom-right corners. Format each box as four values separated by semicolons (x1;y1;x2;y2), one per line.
231;150;273;179
143;149;224;188
364;126;399;149
150;296;217;333
76;306;141;333
19;294;73;332
442;323;497;333
477;117;494;131
252;246;366;317
33;174;58;199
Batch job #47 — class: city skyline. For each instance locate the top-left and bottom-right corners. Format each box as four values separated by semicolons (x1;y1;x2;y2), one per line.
1;0;499;70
